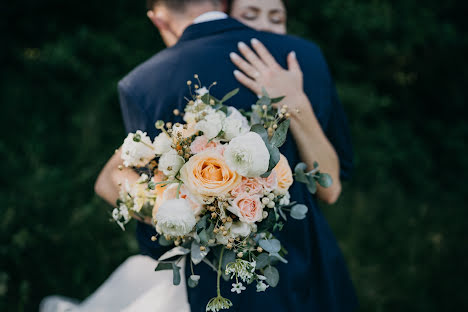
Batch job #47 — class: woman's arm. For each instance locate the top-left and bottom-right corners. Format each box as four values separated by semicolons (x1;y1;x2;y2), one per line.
230;39;342;204
94;148;140;206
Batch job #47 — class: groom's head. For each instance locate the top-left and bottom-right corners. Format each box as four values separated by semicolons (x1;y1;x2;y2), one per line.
146;0;226;46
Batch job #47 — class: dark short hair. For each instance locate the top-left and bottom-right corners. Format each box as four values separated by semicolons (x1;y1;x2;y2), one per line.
146;0;222;11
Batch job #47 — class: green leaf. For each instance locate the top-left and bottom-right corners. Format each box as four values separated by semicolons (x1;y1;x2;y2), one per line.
255;253;270;269
198;229;209;245
154;262;173;271
257;96;271;107
221;88;239;103
269;252;288;264
306;178;317;194
201;93;211;104
196;215;208;231
158;235;173;247
172;263;181;286
271;96;285;104
266;144;281;172
188;275;200;288
290;204;308;220
221;249;236;271
317;173;333;188
191;240;210;265
259;239;281;253
294;162;308;184
158;246;190;261
270;119;290;148
264;266;280;287
250;124;268;141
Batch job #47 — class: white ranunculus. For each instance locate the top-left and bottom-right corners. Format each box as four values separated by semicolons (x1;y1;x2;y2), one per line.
230;221;251;238
195;110;226;139
153;132;173;155
195;87;209;96
227;107;249;129
155;199;196;237
121;131;156;167
224;132;270;177
158;149;185;177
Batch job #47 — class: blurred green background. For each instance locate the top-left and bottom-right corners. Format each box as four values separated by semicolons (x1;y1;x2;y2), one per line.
1;0;467;311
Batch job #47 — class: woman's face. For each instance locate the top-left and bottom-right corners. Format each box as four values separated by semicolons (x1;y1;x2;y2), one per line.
230;0;287;34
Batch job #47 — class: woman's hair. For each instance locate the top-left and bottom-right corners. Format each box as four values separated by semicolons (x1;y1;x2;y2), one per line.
146;0;222;11
226;0;287;13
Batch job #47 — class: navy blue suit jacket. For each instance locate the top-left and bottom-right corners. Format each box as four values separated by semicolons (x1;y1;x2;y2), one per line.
118;17;357;312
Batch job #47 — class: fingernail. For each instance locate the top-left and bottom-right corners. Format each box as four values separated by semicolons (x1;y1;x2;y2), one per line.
291;51;296;58
233;70;241;76
238;41;247;49
251;38;260;45
230;52;239;59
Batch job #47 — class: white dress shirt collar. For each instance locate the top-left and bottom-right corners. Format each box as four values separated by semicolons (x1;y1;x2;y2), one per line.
193;11;228;24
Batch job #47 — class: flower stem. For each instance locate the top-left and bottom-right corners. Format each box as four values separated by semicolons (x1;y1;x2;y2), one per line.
217;247;225;297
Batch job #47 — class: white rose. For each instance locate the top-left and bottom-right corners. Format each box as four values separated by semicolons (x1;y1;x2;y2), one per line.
230;222;251;238
153;132;173;155
158;149;185;177
224;132;270;177
155;199;196;237
121;131;156;167
196;110;225;140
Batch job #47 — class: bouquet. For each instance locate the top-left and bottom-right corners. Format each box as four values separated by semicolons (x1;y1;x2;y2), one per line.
111;75;332;311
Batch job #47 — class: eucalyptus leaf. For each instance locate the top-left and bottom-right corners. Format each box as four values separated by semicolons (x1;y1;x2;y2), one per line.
196;215;208;231
271;96;286;104
277;206;287;221
154;262;173;271
264;266;280;287
172;263;181;286
259;239;281;253
255;253;270;270
221;88;239;103
318;173;333;188
257;96;271;107
201;93;210;104
267;144;281;172
221;249;236;271
269;252;288;264
158;247;190;261
270;119;290;148
306;179;317;194
290;204;308;220
250;124;268;141
198;229;209;245
158;235;173;247
191;240;210;265
188;275;200;288
294;163;308;184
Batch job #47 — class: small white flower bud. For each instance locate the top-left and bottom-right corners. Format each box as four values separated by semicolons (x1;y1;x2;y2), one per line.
267;201;275;208
268;193;275;200
261;197;270;205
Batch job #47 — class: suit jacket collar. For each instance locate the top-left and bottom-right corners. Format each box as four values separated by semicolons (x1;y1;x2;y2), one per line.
177;17;250;43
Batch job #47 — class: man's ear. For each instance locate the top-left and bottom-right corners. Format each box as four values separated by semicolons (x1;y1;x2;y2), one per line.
147;10;168;31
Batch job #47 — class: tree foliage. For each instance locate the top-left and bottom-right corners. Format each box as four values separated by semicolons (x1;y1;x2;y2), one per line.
1;0;467;311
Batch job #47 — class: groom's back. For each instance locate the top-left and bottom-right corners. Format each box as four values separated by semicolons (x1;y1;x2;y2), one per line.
118;18;334;138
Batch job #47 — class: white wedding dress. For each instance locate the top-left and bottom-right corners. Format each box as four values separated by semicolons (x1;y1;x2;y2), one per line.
39;255;190;312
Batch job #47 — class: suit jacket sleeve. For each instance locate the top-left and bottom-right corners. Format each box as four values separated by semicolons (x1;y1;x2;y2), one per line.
323;69;354;181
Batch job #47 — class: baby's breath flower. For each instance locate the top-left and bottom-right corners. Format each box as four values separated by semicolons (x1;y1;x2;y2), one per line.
206;296;232;312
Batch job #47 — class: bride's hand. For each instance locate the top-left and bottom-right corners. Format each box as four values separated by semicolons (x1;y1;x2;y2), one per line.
230;38;305;109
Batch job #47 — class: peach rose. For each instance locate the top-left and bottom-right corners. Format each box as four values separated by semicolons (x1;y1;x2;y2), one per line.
152;171;169;217
190;135;221;154
259;170;278;193
154;183;203;216
179;150;242;198
273;154;293;194
228;194;263;223
231;177;263;197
